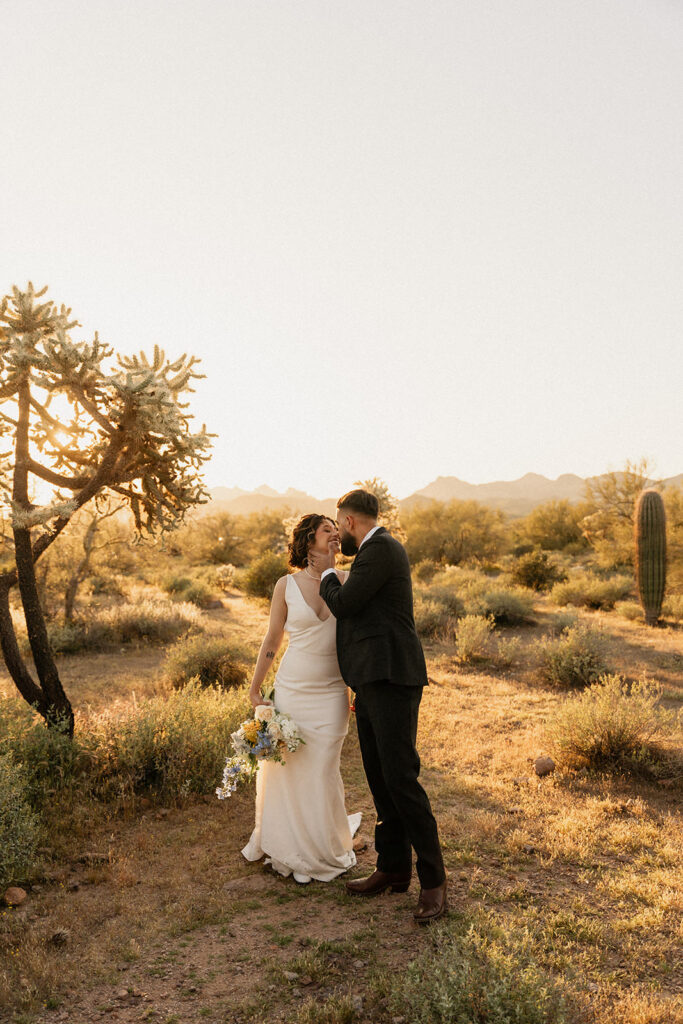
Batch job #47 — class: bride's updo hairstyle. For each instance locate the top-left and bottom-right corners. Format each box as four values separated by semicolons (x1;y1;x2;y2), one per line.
288;514;336;569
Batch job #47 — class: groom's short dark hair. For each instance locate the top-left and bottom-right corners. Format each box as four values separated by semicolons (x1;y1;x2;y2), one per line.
337;489;379;519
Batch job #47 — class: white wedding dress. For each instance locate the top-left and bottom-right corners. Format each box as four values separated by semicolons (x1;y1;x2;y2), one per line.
242;574;361;881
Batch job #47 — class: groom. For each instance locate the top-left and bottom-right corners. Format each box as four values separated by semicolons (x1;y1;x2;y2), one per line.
310;489;447;923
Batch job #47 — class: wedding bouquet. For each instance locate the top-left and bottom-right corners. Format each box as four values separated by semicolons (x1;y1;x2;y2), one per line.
215;704;305;799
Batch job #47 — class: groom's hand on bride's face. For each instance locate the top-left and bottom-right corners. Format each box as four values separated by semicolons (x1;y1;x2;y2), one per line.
309;548;335;574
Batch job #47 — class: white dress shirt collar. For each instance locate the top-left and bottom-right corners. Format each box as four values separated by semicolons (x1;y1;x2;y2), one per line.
359;525;381;548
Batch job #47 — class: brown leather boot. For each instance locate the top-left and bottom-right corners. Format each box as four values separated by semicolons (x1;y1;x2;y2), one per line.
413;879;448;924
345;870;412;896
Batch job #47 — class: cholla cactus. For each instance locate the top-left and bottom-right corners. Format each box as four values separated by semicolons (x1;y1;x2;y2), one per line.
0;283;213;732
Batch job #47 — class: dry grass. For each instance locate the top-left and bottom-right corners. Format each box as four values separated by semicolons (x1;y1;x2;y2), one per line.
0;587;681;1023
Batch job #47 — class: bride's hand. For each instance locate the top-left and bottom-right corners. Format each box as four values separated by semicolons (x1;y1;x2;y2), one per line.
249;687;273;710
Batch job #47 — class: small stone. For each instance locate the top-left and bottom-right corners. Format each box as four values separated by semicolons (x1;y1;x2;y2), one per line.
352;959;366;969
49;928;71;947
351;994;364;1012
523;844;536;855
3;886;27;906
67;881;80;892
352;835;368;853
283;971;299;982
115;988;129;1000
187;985;197;994
534;756;555;777
299;975;314;986
393;1017;406;1024
507;806;524;815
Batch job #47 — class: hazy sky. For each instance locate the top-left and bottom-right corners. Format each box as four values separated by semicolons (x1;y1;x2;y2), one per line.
2;0;681;499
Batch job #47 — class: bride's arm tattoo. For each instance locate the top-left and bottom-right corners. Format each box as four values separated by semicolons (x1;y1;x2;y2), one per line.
266;650;275;659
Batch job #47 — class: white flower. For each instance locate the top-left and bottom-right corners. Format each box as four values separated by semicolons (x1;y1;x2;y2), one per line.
267;721;283;742
255;705;275;723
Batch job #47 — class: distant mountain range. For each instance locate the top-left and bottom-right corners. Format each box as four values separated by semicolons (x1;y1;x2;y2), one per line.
208;472;682;519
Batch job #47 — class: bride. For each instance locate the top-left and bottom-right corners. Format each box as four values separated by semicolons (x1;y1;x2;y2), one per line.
241;513;361;883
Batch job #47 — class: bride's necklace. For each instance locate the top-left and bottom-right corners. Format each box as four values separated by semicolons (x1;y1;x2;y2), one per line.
304;566;322;581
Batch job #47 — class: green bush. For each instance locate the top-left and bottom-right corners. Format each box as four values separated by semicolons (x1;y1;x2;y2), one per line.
466;586;535;625
663;594;683;621
180;581;213;607
511;551;567;591
47;620;88;654
389;914;569;1024
0;683;250;807
164;635;250;690
455;615;494;662
413;595;453;638
411;558;440;583
242;551;289;599
0;753;39;887
85;598;203;646
496;635;522;667
550;571;632;610
536;624;609;688
86;681;250;802
162;574;193;595
615;600;643;622
547;674;678;772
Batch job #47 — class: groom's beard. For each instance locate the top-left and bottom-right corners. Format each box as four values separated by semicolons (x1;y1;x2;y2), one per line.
340;534;358;556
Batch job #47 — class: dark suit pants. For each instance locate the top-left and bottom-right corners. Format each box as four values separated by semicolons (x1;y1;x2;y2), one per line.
354;680;445;890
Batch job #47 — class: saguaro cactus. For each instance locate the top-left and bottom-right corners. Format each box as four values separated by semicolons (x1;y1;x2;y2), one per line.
634;489;667;626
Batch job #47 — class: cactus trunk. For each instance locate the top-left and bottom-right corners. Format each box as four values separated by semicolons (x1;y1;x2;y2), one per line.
634;489;667;626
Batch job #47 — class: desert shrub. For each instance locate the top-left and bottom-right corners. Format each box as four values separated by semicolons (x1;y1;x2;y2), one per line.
87;681;250;801
466;586;535;625
413;596;453;638
242;551;289;599
180;581;213;606
175;511;246;565
0;684;250;807
47;620;88;654
162;574;193;595
455;615;494;662
0;753;39;887
423;584;465;616
615;600;643;622
389;914;569;1024
547;674;678;773
85;598;203;646
0;702;90;808
662;594;683;621
517;499;590;551
403;500;506;565
536;624;609;688
548;611;579;635
496;635;522;667
164;635;250;690
13;592;203;655
511;551;567;591
550;571;632;610
412;558;439;583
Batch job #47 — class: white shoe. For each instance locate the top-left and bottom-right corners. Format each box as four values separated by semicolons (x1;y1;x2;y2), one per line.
293;872;312;884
